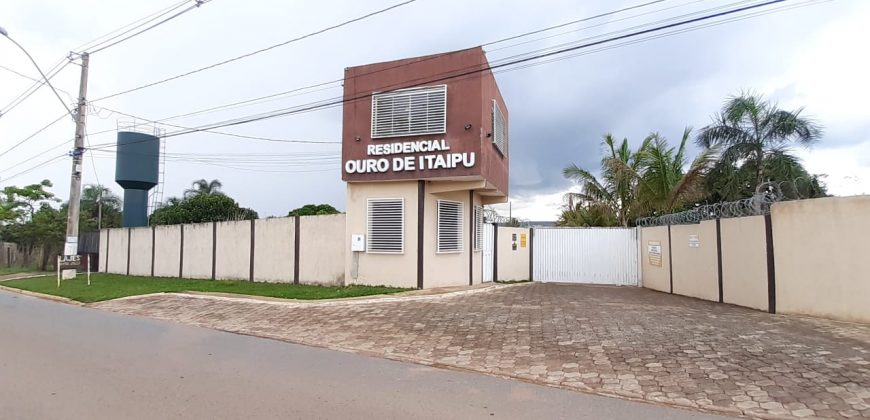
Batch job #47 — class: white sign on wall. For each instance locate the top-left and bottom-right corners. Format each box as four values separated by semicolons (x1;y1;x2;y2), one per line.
688;234;700;248
344;139;475;174
648;241;662;267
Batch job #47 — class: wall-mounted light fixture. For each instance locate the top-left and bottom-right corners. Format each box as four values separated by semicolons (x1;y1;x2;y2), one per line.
464;124;472;130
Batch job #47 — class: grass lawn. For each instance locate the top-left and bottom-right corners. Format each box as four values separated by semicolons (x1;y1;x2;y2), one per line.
0;266;37;276
1;273;410;303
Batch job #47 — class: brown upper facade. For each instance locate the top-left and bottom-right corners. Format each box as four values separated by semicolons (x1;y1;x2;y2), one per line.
341;47;509;198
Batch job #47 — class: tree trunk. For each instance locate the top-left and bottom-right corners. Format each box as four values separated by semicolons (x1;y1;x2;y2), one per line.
40;244;50;271
755;148;765;193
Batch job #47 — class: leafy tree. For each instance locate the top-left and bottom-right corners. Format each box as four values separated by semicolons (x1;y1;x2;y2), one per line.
563;134;646;227
287;204;340;217
184;179;223;199
0;204;65;271
150;193;258;225
697;93;824;200
1;179;58;222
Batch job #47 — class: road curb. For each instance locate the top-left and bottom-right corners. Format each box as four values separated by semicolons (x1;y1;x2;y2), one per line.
0;284;85;306
164;282;529;308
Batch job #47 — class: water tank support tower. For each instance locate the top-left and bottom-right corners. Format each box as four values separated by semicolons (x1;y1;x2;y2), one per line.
115;128;160;227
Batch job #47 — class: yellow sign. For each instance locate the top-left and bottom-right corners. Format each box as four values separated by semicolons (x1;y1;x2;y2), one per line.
520;233;527;248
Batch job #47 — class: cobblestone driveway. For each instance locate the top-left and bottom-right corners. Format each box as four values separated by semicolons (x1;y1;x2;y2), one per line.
92;283;870;419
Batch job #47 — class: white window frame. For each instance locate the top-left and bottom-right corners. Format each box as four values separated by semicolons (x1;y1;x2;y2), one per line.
473;206;483;251
436;199;464;254
492;100;507;155
366;198;404;254
371;85;447;139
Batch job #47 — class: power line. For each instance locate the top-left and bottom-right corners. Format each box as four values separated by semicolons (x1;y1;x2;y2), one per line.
0;35;75;120
0;59;70;117
0;153;68;183
0;64;76;101
0;0;206;119
0;113;69;159
90;105;342;145
103;0;674;123
481;0;668;46
72;0;193;53
86;0;811;143
91;0;418;102
2;0;826;181
0;138;71;175
122;0;760;131
162;0;796;137
1;0;670;162
88;0;211;54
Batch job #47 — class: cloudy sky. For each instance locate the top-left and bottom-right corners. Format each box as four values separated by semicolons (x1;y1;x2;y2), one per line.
1;0;867;220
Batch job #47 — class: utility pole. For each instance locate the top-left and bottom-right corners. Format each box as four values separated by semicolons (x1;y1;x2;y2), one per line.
62;52;89;278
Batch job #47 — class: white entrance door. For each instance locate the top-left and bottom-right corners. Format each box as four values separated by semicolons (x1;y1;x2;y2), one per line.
481;223;495;282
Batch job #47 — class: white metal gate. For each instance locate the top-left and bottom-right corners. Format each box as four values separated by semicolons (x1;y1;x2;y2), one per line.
533;227;639;285
481;223;494;282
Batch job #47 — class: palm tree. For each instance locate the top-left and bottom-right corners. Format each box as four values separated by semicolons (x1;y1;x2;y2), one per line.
80;184;122;230
81;184;121;208
635;129;716;214
563;134;647;227
557;202;617;227
184;179;223;198
696;93;822;198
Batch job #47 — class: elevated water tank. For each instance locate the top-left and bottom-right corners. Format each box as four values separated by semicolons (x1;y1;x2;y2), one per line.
115;131;159;227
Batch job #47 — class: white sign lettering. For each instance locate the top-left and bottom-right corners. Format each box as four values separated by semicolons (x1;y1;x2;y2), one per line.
345;139;476;174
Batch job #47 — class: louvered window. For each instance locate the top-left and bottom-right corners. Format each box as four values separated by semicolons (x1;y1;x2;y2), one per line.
492;100;507;155
437;200;463;253
473;206;483;251
371;85;447;138
367;198;404;253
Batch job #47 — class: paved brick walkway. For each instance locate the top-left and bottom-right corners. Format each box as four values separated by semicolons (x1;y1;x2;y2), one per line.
91;283;870;419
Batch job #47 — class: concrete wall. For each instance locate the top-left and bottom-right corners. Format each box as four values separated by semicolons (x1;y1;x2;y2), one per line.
1;242;46;270
497;227;530;281
721;216;768;311
214;221;251;281
773;196;870;323
640;226;670;293
98;230;108;272
671;221;718;302
299;214;345;285
105;228;129;274
344;181;485;289
253;217;294;283
128;227;153;277
345;181;419;289
181;222;213;279
153;225;181;278
639;195;870;324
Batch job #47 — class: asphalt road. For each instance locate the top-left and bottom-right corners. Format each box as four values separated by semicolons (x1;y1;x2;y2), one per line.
0;290;724;419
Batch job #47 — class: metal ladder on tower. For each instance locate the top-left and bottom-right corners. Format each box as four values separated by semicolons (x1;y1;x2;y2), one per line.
148;132;166;214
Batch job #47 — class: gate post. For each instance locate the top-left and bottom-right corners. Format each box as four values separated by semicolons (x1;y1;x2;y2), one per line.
528;227;534;281
492;223;498;282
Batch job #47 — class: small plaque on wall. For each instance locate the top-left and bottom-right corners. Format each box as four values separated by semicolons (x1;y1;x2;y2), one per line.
648;241;662;267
